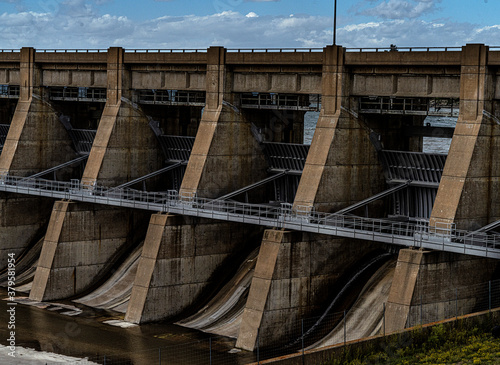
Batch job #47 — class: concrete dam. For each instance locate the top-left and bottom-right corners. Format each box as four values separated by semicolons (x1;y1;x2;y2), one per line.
1;44;500;353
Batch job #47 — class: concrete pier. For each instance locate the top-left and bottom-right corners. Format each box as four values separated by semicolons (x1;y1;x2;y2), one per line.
125;214;261;323
385;248;500;333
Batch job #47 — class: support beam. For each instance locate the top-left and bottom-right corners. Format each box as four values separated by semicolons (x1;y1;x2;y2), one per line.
334;181;410;215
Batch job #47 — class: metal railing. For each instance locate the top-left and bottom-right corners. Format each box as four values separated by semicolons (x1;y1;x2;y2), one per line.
346;46;462;52
1;174;500;259
125;49;206;53
227;48;323;53
36;49;107;53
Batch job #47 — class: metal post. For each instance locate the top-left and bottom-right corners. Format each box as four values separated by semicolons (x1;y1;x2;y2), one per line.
301;319;305;365
159;348;161;365
343;310;347;347
103;355;106;365
383;303;386;336
209;338;212;365
456;288;458;319
420;294;423;326
257;328;260;365
489;281;492;312
333;0;337;45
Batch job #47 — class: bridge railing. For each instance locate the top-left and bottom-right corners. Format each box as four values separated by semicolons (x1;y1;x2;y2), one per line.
227;48;323;53
1;174;500;258
345;46;462;52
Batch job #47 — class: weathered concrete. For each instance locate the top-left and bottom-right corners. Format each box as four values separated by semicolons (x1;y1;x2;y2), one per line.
82;47;161;188
125;213;261;323
293;45;385;213
30;47;162;300
385;248;500;333
180;47;267;199
431;44;500;230
236;229;382;351
0;48;76;270
30;201;148;301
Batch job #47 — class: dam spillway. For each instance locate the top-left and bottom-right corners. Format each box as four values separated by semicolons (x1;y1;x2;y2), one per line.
0;44;500;352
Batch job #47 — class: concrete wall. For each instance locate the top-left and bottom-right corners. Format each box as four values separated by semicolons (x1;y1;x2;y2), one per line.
30;201;149;301
385;248;500;333
237;229;382;351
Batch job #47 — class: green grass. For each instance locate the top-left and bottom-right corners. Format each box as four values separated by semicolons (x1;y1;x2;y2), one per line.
328;325;500;364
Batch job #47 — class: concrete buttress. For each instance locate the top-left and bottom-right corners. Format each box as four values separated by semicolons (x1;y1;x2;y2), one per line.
431;44;500;230
385;248;500;333
0;47;76;269
236;229;381;351
29;47;160;301
125;213;261;323
293;45;384;213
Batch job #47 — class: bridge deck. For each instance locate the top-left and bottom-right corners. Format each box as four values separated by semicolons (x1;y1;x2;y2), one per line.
0;175;499;259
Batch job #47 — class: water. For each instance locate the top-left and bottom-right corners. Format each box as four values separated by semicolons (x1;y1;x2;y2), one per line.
0;289;255;364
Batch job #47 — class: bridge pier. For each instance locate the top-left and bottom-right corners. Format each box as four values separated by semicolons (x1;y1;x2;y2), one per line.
236;229;383;351
0;47;76;270
386;248;500;333
30;201;148;301
293;45;385;214
431;44;500;230
180;46;267;199
125;213;261;323
30;47;162;300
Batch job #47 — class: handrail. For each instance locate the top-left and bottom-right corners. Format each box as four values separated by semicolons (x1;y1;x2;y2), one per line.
0;174;500;259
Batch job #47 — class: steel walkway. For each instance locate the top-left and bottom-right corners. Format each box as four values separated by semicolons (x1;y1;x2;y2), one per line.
1;174;499;260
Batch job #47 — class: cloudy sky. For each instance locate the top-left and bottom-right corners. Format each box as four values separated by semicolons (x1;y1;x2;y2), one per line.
0;0;499;50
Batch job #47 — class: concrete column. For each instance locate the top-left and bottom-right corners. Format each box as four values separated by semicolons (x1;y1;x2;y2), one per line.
179;47;267;199
0;48;76;270
236;229;381;351
81;47;161;188
385;248;500;333
293;45;384;213
431;44;499;230
30;47;161;300
125;213;261;323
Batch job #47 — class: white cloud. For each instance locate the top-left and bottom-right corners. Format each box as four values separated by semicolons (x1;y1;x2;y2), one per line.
355;0;442;20
0;1;498;51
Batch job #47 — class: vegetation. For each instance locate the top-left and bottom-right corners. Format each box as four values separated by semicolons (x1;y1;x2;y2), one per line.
327;324;500;364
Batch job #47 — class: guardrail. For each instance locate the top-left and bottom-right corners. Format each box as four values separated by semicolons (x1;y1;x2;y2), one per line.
345;46;463;52
1;174;500;259
227;48;323;53
2;46;499;54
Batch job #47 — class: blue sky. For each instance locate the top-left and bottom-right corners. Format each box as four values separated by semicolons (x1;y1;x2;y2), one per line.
0;0;499;49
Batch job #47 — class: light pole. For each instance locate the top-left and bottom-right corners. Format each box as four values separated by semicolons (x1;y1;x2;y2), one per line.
333;0;337;45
